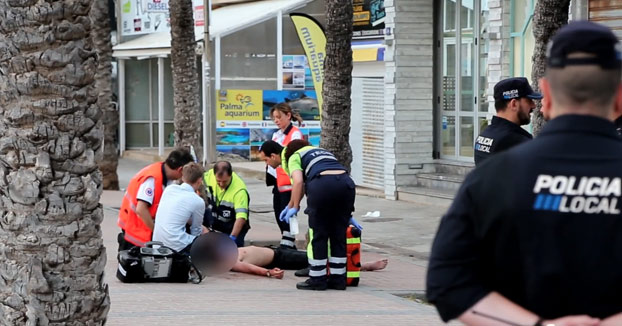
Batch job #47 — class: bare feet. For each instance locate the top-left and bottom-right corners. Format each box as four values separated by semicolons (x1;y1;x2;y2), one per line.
268;268;284;279
361;259;388;271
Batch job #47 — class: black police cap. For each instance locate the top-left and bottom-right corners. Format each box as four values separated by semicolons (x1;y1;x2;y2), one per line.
493;77;542;102
547;20;622;69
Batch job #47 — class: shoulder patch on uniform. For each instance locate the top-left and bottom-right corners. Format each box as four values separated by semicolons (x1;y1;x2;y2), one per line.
145;187;154;197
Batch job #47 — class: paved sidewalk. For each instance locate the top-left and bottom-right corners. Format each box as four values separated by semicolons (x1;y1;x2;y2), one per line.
102;158;457;325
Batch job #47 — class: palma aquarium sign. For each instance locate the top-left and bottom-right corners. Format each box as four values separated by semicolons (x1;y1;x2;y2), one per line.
217;90;263;121
216;89;321;162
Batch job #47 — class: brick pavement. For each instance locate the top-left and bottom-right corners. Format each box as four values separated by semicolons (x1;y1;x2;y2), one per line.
101;158;458;325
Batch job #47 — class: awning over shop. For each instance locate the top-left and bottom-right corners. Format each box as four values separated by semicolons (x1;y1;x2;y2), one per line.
113;0;312;58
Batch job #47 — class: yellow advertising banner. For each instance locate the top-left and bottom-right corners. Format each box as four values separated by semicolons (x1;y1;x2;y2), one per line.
290;13;326;114
216;89;263;121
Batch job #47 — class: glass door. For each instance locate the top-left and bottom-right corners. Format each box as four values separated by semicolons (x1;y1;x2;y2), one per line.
438;0;489;161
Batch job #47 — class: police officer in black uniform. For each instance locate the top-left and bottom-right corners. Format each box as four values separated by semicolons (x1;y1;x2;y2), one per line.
474;77;542;166
427;21;622;326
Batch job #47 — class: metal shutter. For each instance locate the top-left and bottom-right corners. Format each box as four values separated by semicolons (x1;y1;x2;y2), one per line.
360;78;385;190
590;1;622;39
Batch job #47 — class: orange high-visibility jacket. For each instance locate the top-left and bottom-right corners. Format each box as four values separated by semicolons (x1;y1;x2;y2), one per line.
275;125;301;192
118;162;165;246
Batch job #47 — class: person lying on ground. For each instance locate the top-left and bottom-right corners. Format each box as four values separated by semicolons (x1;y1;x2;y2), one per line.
231;246;388;279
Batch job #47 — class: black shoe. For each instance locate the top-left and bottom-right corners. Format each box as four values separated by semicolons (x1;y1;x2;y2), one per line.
296;278;327;291
327;278;346;290
294;267;309;277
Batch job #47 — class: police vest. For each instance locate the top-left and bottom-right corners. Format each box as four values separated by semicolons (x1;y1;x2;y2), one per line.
119;162;165;247
346;225;362;286
297;146;347;181
275;125;300;193
204;171;250;235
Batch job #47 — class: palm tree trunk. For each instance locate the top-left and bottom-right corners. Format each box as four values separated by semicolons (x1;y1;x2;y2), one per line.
170;0;203;160
320;0;354;171
531;0;570;136
0;0;110;324
93;0;119;190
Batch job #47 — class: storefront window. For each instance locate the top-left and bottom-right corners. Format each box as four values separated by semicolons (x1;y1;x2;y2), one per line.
439;0;488;160
125;58;176;148
511;0;536;78
220;18;277;90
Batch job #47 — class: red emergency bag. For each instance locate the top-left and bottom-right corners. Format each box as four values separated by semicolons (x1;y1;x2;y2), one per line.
346;225;361;286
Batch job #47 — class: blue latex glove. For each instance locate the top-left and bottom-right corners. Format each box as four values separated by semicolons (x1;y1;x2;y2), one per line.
279;207;289;222
229;234;237;241
349;217;363;230
280;207;298;223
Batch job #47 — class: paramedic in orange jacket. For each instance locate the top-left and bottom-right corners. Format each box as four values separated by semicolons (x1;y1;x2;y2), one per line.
268;103;303;249
117;148;195;251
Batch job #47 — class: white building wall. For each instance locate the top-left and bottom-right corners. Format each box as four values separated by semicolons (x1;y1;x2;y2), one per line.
383;0;435;199
486;0;512;113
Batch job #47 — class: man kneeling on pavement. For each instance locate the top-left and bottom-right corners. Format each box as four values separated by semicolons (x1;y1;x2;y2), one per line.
152;162;208;253
203;161;250;247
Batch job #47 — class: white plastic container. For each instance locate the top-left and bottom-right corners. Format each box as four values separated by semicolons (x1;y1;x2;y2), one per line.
289;216;299;235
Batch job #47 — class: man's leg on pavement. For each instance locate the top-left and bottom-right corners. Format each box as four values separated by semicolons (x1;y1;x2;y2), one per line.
270;247;308;270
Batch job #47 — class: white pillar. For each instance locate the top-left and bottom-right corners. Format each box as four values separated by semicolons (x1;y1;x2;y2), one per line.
215;36;221;91
158;57;165;157
277;11;283;90
119;59;126;155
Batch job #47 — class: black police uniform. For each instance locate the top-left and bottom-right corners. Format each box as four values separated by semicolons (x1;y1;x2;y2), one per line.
474;116;533;165
292;146;356;289
427;115;622;321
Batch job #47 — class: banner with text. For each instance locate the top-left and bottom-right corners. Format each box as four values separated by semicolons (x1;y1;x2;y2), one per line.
353;0;386;38
120;0;204;36
290;13;326;115
216;90;321;161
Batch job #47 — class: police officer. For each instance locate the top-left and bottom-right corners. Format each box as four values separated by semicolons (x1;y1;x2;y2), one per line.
261;139;359;290
427;21;622;326
474;77;542;166
203;161;250;247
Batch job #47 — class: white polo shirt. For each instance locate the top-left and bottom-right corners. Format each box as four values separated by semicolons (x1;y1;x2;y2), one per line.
152;183;205;252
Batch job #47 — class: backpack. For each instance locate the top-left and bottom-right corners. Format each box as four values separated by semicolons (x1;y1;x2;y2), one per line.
116;241;202;284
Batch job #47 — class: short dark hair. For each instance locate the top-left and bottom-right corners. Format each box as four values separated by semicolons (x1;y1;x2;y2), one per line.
494;99;511;112
259;140;283;157
165;148;194;169
213;161;232;177
547;64;621;111
284;139;311;163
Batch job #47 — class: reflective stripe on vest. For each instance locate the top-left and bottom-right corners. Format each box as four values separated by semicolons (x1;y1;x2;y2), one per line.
298;147;339;177
275;125;300;192
305;155;337;176
276;167;292;192
123;232;147;247
347;271;361;278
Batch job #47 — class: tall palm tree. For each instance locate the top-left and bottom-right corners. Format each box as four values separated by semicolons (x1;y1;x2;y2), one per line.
0;0;110;324
93;0;119;190
320;0;354;171
531;0;571;136
170;0;202;159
